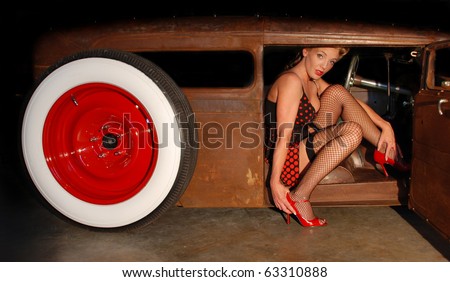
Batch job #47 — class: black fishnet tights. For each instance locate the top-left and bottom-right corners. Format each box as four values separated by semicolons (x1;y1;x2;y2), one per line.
314;84;381;146
290;84;380;221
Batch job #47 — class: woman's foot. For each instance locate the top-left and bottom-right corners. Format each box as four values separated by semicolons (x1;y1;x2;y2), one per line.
285;193;327;227
373;146;411;177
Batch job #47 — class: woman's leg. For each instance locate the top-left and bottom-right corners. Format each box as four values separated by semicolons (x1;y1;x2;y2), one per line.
290;121;363;221
289;84;383;221
290;84;391;221
314;84;381;147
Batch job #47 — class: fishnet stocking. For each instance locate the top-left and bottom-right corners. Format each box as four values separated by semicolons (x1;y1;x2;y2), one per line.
290;84;379;221
314;84;381;146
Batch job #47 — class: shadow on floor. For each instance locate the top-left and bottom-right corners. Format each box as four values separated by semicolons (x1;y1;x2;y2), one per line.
391;206;450;260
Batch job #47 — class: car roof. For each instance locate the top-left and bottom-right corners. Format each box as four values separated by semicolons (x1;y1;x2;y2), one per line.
32;16;450;76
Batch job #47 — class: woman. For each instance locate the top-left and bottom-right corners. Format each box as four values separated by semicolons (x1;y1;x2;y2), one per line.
264;46;402;227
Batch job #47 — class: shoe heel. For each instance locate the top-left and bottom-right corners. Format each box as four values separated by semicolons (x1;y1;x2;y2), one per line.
379;163;389;177
374;150;390;177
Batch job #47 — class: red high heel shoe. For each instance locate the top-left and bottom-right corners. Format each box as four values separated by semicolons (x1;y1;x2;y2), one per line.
373;149;411;177
285;193;327;227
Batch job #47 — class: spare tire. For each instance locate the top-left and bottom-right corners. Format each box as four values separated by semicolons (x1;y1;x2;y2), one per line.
19;49;197;230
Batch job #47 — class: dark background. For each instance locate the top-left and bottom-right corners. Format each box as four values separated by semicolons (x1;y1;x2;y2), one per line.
1;0;450;170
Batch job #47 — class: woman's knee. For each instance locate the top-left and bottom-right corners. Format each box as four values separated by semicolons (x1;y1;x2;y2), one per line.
340;121;363;142
322;84;350;99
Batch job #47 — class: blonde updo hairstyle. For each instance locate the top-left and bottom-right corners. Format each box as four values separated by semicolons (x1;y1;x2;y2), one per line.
285;46;350;70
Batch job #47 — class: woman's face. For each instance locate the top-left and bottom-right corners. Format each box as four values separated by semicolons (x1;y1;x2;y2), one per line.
303;47;341;80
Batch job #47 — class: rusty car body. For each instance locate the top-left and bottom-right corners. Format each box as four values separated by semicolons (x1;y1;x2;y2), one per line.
21;16;450;237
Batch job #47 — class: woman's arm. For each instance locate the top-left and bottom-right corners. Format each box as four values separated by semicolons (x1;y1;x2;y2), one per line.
269;74;302;214
356;98;397;160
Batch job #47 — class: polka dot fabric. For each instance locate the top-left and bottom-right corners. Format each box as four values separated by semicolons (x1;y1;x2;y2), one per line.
280;142;301;187
264;94;317;188
293;95;315;135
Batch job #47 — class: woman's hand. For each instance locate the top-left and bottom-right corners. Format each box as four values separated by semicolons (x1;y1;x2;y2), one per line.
270;180;294;214
377;121;397;161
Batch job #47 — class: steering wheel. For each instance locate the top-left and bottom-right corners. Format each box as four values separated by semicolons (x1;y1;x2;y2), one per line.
344;54;359;90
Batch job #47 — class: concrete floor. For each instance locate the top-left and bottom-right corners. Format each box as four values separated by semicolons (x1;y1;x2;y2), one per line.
0;143;450;262
1;152;449;262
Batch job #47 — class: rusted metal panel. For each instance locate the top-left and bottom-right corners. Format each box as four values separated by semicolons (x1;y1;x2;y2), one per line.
32;17;265;79
311;180;406;206
179;112;266;207
263;17;450;46
180;93;266;207
32;16;450;81
410;90;450;239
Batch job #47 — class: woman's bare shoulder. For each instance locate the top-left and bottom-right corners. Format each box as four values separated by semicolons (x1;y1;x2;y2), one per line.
267;71;304;102
274;72;302;91
278;71;302;82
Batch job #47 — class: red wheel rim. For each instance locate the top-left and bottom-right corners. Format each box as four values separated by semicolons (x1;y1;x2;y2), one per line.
43;83;158;205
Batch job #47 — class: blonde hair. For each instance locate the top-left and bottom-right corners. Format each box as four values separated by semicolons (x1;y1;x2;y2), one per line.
285;46;350;70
